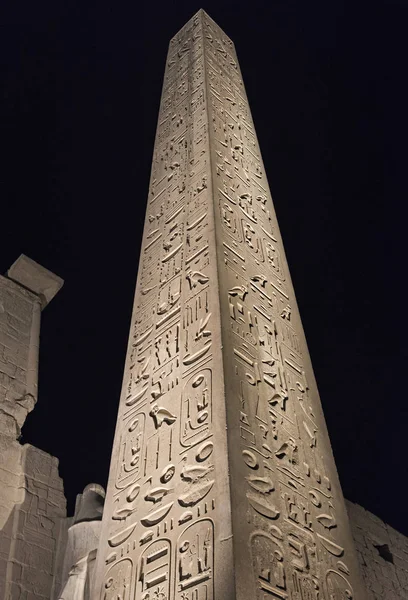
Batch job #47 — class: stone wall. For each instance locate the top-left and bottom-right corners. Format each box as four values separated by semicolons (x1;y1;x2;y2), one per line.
0;273;39;440
0;256;66;600
346;500;408;600
1;445;66;599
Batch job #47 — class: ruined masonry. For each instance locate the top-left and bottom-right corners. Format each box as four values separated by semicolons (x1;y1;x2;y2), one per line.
347;501;408;600
93;10;368;599
0;255;66;600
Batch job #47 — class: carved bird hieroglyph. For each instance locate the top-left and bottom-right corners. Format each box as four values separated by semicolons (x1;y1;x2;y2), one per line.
149;403;177;428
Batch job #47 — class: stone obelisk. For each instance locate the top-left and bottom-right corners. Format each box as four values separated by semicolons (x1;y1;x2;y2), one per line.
94;10;366;599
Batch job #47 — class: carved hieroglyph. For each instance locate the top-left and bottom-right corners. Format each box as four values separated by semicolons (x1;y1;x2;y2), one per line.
94;10;367;599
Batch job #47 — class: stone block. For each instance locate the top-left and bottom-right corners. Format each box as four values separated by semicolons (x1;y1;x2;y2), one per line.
393;553;408;571
0;330;29;354
9;560;23;583
0;411;19;438
367;524;392;546
14;539;53;574
0;531;11;557
22;445;53;483
5;296;33;324
21;564;53;596
369;577;384;594
7;581;24;600
0;557;7;580
18;527;56;552
387;525;408;553
396;567;408;586
14;366;27;384
27;594;47;600
0;359;17;378
382;564;399;584
7;255;64;308
0;468;21;490
6;313;31;337
5;379;29;401
0;370;11;389
352;527;368;548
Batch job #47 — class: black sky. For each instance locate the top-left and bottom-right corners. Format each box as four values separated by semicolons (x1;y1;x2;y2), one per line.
1;0;406;534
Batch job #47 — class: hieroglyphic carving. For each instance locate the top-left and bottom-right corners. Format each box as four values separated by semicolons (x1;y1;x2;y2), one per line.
202;9;365;600
95;9;365;599
115;412;145;490
136;540;171;599
103;559;133;600
176;519;214;599
250;530;287;598
95;12;219;599
325;569;354;599
180;369;212;448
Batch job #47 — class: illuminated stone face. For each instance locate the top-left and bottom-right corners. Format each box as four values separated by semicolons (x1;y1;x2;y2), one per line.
0;256;65;600
94;10;367;599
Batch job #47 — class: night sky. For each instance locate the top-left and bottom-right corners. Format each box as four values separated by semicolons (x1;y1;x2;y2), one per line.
1;1;406;535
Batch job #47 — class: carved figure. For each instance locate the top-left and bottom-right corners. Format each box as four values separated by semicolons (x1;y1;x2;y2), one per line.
58;485;105;600
150;403;177;428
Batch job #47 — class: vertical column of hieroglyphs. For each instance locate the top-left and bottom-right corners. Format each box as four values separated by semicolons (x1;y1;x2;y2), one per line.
95;12;233;600
202;12;366;600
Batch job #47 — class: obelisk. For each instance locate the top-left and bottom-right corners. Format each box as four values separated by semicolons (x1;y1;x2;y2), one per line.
94;10;367;599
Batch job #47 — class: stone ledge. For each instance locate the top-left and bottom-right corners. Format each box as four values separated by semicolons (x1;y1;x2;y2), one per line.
6;255;64;309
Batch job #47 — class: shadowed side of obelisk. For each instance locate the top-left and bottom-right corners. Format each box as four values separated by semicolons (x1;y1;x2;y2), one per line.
93;10;235;600
202;10;367;600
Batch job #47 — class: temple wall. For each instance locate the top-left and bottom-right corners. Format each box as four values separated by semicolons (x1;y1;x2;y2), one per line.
51;515;73;600
346;500;408;600
2;445;66;600
0;256;66;600
0;274;39;441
